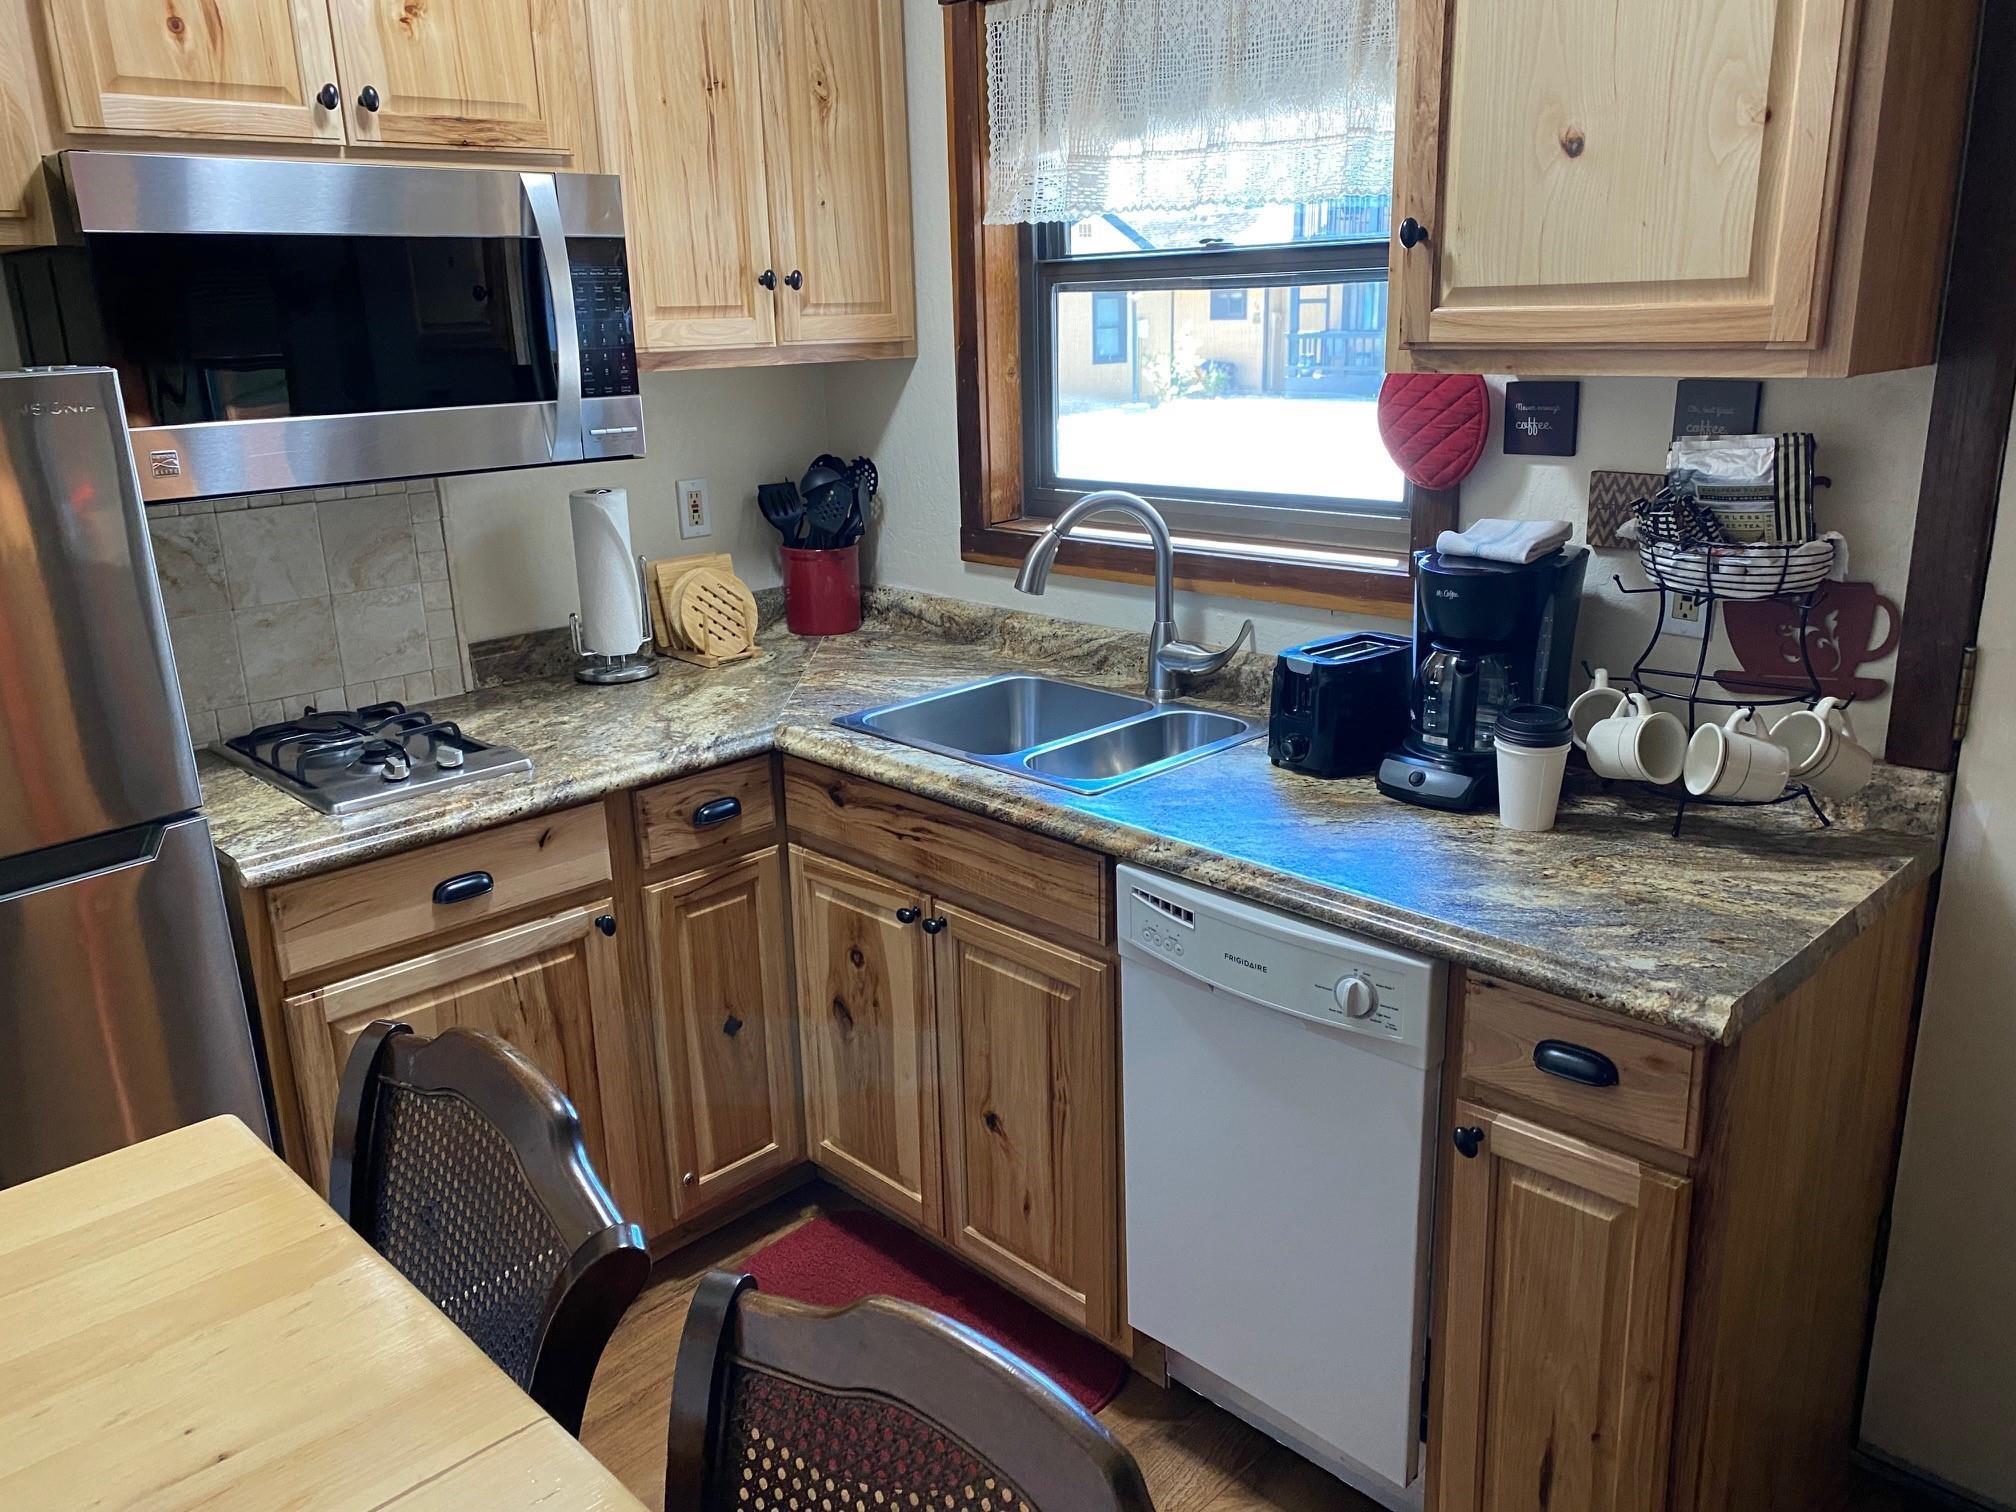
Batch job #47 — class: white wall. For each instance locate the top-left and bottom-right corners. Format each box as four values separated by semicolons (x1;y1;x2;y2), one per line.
442;366;831;643
825;0;1935;754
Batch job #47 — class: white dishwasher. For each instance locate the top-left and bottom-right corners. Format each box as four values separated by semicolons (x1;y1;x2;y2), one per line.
1118;865;1444;1508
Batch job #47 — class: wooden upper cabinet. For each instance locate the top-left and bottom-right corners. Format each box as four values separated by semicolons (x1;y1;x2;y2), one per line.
644;848;801;1219
41;0;346;142
933;904;1119;1343
1433;1103;1691;1512
760;0;914;346
790;846;940;1232
0;0;43;234
326;0;581;151
1391;0;1979;376
279;900;627;1197
590;0;775;351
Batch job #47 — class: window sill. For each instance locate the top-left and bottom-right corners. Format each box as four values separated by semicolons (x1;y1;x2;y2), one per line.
960;516;1416;619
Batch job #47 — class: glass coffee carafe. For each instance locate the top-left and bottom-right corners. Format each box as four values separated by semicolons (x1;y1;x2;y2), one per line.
1413;645;1517;755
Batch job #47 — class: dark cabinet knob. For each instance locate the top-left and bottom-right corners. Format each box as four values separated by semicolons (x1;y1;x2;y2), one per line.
895;906;921;925
1452;1125;1484;1159
783;269;803;291
1398;217;1429;249
722;1013;744;1037
692;796;742;828
1533;1039;1620;1088
920;916;948;935
757;268;777;290
595;914;617;936
358;85;381;112
317;83;340;110
431;871;493;906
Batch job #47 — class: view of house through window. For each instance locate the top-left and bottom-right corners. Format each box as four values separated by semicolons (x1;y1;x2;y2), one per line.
1036;194;1405;521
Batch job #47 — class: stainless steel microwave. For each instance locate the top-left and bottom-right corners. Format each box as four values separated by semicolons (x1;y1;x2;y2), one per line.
2;151;644;500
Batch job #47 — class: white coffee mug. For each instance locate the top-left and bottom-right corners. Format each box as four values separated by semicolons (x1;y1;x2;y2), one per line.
1686;707;1792;800
1568;669;1629;751
1585;693;1689;786
1770;697;1875;799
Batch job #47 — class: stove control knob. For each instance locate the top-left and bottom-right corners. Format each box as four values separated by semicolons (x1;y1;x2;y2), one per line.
381;749;412;782
436;744;465;769
1333;973;1379;1019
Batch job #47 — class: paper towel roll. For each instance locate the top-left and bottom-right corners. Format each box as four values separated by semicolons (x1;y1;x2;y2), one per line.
569;487;646;655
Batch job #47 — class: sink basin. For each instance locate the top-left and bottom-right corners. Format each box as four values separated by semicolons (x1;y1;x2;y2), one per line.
835;674;1263;795
1023;710;1254;783
844;674;1149;756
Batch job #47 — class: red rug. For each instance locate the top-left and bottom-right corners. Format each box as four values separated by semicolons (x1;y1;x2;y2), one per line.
741;1208;1129;1413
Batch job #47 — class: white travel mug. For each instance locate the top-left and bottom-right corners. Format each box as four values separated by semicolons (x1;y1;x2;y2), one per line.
1494;704;1574;832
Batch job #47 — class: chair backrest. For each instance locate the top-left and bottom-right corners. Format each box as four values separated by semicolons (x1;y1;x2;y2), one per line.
330;1021;649;1436
665;1271;1156;1512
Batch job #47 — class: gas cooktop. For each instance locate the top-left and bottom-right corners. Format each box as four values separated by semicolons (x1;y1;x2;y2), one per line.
215;702;531;816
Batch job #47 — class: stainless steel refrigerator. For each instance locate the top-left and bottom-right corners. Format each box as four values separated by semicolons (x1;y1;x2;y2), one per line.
0;366;271;1187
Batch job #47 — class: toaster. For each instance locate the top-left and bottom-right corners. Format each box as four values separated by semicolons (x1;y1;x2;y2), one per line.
1269;632;1412;778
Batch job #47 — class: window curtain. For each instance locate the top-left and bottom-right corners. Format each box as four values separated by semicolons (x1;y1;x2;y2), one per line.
983;0;1396;226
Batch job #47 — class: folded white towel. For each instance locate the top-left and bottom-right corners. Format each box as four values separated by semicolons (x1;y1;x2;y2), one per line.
1436;518;1574;565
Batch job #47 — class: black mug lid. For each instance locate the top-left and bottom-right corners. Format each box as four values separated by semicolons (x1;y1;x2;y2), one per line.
1495;703;1574;750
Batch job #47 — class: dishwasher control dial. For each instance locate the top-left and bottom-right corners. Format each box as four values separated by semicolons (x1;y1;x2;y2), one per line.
1333;973;1379;1019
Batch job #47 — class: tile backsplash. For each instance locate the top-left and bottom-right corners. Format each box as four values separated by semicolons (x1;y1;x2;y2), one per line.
150;481;469;746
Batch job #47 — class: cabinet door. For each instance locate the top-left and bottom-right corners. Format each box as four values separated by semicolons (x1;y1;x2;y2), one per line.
281;900;626;1199
1392;0;1855;351
0;0;42;235
790;846;939;1230
1434;1103;1691;1512
328;0;582;151
590;0;776;353
644;848;801;1219
934;904;1119;1341
41;0;345;142
759;0;915;346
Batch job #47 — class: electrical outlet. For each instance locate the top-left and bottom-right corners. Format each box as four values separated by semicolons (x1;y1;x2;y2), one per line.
677;478;711;540
1666;592;1709;640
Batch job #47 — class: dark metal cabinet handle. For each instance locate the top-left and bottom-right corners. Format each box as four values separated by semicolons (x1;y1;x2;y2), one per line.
432;871;493;905
1452;1126;1484;1159
895;906;921;925
757;269;777;290
317;83;340;110
691;796;743;828
1398;217;1429;248
595;914;617;936
358;85;381;112
723;1013;744;1037
920;915;948;935
783;269;803;290
1533;1039;1620;1088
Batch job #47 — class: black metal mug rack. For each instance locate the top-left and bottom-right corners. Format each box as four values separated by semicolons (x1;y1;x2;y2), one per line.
1596;570;1837;838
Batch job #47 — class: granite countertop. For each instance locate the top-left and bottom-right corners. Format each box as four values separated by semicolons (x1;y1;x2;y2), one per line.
202;595;1944;1045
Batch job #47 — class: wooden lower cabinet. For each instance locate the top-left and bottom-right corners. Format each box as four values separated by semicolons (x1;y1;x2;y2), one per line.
281;899;628;1195
643;847;802;1219
790;845;941;1232
1435;1102;1689;1512
934;903;1118;1341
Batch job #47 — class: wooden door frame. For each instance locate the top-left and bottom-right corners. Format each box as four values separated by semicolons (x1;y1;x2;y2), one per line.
1888;3;2016;771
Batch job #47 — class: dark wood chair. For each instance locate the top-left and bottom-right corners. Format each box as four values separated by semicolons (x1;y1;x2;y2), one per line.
665;1271;1156;1511
330;1020;650;1437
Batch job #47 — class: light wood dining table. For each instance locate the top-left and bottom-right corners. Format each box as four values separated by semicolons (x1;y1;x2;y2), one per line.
0;1116;647;1510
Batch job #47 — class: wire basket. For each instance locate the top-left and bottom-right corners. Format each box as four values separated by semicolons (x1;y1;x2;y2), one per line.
1637;538;1836;599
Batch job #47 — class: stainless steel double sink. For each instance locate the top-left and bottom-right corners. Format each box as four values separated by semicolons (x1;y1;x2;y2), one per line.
835;674;1264;795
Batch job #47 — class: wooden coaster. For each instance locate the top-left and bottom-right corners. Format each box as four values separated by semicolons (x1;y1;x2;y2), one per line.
672;568;759;659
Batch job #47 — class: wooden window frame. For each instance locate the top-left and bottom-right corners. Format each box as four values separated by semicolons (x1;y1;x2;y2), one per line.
942;0;1451;620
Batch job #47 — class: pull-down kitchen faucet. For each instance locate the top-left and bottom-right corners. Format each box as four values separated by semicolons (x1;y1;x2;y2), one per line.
1013;490;1253;703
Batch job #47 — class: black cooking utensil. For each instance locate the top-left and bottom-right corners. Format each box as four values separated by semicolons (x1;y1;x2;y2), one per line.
757;481;806;545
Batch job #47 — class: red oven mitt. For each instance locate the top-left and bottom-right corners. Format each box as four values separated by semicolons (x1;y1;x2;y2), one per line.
1377;373;1490;490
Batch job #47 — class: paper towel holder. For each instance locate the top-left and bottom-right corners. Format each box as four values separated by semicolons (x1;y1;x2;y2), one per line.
570;552;660;685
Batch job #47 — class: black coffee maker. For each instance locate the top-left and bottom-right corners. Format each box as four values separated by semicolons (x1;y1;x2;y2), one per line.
1377;547;1589;810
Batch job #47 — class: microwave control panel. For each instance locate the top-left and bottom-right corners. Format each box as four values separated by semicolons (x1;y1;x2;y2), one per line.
568;239;637;399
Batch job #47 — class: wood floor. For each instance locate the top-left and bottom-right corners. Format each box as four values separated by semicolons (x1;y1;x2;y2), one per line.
580;1182;1954;1512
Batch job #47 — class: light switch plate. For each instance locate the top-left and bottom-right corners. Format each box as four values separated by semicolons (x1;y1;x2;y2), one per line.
678;478;711;539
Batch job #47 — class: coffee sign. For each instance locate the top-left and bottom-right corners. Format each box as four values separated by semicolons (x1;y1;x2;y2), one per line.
1503;381;1580;457
1674;378;1763;439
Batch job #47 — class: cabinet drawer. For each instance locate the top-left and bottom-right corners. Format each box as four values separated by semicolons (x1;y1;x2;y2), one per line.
268;805;612;980
634;758;776;870
1462;976;1705;1156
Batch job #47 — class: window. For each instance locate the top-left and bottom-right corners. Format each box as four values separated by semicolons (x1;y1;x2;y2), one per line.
1026;193;1408;558
1090;292;1128;365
